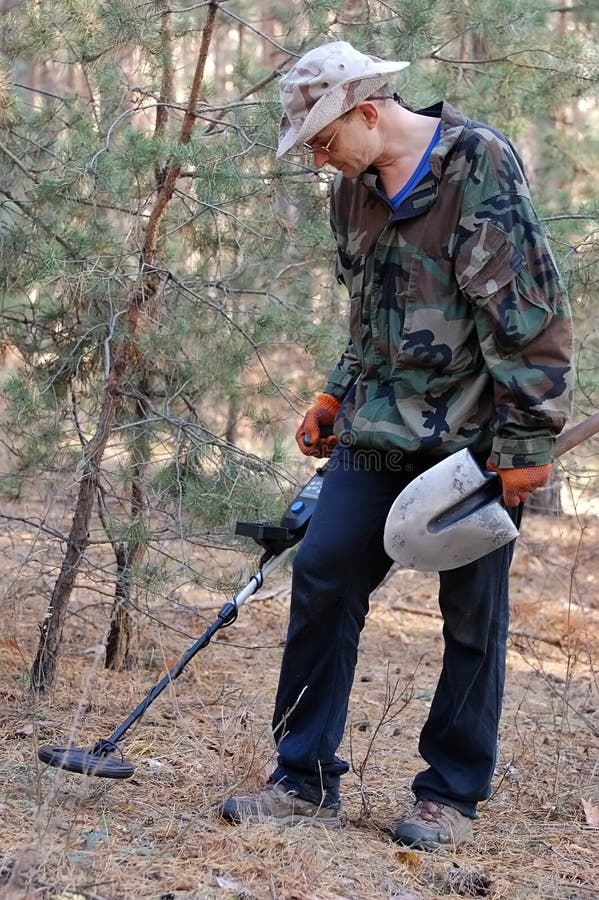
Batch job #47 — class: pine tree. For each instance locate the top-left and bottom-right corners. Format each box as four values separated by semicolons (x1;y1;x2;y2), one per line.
0;1;596;690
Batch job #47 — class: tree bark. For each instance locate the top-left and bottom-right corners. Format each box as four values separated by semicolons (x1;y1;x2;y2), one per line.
105;544;133;671
105;389;151;671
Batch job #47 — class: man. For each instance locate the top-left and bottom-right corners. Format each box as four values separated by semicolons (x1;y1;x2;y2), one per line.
220;41;573;849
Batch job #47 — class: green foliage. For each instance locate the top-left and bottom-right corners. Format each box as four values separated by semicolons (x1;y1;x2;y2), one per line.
100;512;153;547
154;442;286;531
0;373;70;474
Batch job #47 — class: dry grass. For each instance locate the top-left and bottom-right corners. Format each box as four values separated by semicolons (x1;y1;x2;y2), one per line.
1;504;598;899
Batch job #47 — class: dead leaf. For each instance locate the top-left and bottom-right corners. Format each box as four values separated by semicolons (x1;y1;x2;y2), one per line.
0;639;20;651
0;638;26;673
581;798;599;827
394;849;422;871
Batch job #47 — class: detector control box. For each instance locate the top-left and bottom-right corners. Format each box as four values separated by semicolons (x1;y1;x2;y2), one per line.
235;468;326;554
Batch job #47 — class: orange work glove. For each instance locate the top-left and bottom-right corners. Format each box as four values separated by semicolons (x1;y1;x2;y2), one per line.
295;393;341;458
486;461;552;507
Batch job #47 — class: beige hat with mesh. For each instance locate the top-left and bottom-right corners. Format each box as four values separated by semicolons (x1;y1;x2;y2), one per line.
277;41;410;157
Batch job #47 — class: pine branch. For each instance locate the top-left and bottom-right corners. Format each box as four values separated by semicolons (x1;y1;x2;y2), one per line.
116;390;296;489
430;46;595;80
0;138;39;181
87;104;162;173
235;57;296;102
541;214;599;221
168;0;233;13
0;187;79;257
549;4;594;12
165;271;303;413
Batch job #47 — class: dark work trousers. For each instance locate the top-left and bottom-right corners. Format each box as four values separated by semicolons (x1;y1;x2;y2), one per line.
270;445;522;816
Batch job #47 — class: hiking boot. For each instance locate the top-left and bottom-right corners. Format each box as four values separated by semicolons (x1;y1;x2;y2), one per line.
393;799;473;851
220;782;341;828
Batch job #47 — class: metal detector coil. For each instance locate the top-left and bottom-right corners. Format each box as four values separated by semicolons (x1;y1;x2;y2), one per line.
38;741;136;778
37;467;327;779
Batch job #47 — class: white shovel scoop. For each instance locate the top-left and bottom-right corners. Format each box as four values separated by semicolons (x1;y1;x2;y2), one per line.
384;412;599;572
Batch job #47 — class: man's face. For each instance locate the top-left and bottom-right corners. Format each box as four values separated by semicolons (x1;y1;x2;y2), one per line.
304;107;374;177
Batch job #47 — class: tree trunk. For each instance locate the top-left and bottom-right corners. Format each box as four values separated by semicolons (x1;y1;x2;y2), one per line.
105;384;151;670
105;544;133;671
31;387;122;690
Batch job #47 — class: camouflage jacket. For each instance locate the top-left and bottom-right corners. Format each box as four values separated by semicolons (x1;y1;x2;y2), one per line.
323;101;573;467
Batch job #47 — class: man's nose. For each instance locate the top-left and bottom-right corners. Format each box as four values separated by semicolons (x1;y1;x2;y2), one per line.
312;150;328;168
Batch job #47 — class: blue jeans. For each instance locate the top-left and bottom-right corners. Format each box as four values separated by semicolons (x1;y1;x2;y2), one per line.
270;446;522;817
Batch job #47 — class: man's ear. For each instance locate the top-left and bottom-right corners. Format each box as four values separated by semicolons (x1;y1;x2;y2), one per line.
355;101;380;129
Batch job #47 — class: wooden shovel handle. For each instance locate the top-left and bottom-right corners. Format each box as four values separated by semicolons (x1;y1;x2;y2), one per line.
554;410;599;459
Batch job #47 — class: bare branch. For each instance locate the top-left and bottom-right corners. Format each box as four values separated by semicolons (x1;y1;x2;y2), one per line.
11;81;68;103
0;513;67;543
0;138;39;181
217;5;302;58
431;46;595;80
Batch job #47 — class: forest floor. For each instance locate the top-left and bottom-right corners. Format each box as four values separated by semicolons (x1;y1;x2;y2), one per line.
0;499;598;900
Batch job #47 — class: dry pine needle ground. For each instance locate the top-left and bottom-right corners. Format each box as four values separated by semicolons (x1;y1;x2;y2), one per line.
0;510;598;899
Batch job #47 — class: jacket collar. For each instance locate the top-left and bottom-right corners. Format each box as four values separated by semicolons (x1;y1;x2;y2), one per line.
358;101;466;210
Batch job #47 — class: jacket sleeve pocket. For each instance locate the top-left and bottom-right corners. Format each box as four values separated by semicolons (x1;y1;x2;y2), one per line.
455;220;555;355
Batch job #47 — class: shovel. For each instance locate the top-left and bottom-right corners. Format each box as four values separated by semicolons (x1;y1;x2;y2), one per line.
384;412;599;572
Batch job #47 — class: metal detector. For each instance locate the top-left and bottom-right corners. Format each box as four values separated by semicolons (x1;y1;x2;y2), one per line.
37;467;327;779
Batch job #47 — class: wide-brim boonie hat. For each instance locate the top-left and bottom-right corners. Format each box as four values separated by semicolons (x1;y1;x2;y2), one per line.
277;41;410;157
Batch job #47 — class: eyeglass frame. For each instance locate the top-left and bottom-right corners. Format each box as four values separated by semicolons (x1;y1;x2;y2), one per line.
302;115;350;156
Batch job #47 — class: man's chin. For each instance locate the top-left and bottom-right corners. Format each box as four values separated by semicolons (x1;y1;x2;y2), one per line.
337;162;365;179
